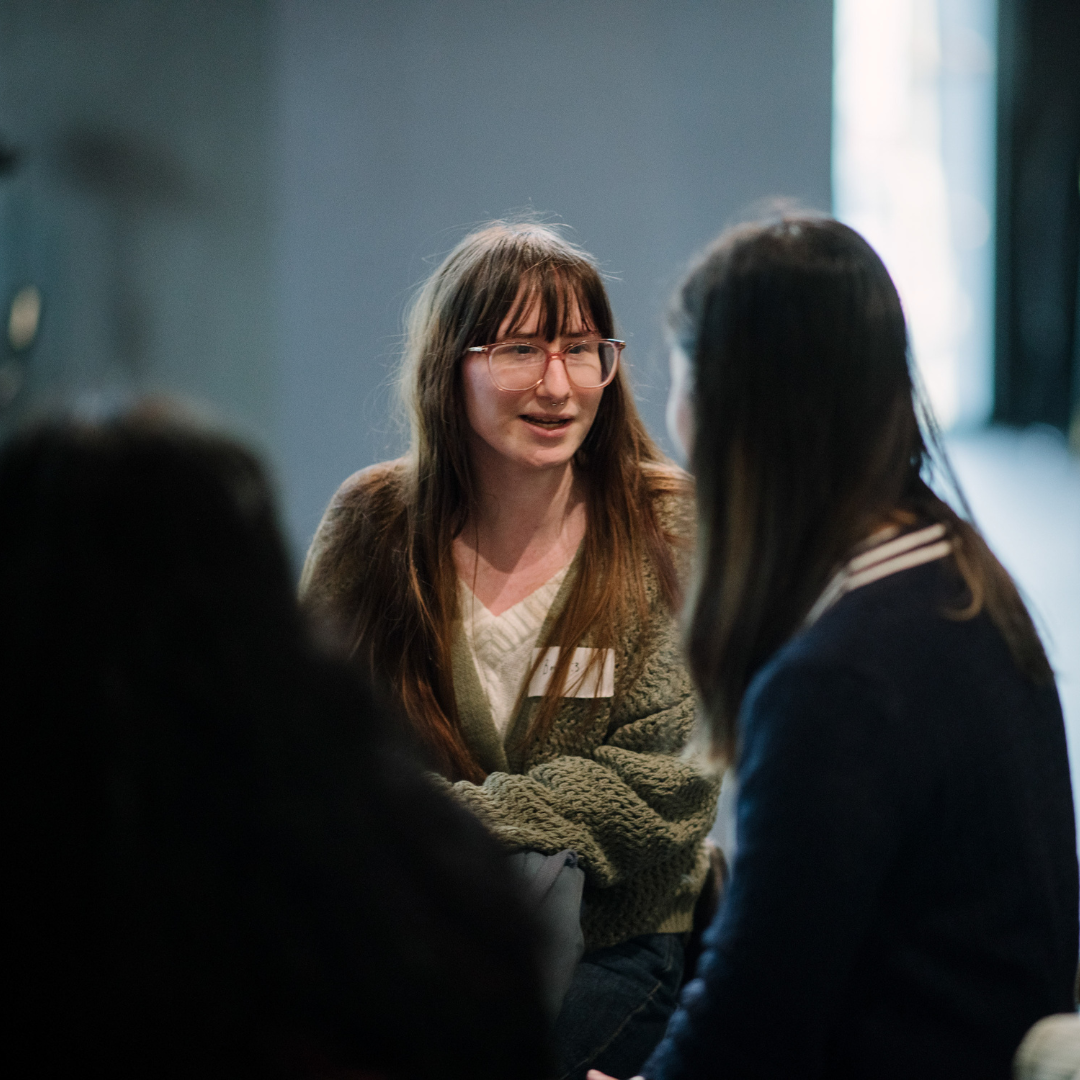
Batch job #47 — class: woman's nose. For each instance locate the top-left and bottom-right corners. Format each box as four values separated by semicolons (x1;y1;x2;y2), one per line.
539;356;572;400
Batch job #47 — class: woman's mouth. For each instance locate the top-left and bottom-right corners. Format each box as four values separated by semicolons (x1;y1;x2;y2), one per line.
521;414;572;431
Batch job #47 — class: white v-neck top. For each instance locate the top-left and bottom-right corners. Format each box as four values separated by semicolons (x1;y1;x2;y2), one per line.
459;564;571;736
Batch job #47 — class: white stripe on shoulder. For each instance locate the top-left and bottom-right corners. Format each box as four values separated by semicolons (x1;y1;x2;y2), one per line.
804;523;953;627
844;539;953;592
803;569;850;627
847;523;947;573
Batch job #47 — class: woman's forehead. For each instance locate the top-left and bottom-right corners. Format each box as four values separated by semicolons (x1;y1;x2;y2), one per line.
499;280;596;339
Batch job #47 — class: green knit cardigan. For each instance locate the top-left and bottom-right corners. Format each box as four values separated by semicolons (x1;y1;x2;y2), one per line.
301;466;720;951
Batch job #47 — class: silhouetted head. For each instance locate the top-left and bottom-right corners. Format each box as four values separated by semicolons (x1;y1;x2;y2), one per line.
672;215;917;544
0;402;301;705
0;403;550;1078
0;404;311;1073
671;214;1047;761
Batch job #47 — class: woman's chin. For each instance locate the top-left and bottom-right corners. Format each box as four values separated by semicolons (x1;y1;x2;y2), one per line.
525;450;578;472
489;430;583;472
510;444;580;473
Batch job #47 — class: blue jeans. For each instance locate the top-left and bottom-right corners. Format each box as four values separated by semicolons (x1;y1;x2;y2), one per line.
553;933;685;1080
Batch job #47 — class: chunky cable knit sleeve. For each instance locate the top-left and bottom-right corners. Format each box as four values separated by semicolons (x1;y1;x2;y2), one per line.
456;735;718;950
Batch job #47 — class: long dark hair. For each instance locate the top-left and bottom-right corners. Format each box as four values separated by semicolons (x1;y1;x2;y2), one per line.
1;404;549;1078
303;221;687;782
674;215;1051;764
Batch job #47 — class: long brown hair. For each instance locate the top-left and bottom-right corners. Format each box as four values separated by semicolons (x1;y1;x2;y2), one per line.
674;214;1051;765
319;222;687;782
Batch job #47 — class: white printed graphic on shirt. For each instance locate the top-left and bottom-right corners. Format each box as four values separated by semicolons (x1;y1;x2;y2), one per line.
528;647;615;699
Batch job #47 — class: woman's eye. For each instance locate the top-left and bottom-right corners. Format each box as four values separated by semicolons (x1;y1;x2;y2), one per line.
567;341;597;357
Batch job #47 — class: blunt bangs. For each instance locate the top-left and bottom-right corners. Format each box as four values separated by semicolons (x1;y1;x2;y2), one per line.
499;265;613;343
449;226;614;352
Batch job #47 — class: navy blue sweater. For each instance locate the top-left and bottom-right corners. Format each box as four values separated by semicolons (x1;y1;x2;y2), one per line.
645;559;1078;1080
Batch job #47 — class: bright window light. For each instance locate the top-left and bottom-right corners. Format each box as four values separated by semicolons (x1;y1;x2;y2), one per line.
833;0;997;430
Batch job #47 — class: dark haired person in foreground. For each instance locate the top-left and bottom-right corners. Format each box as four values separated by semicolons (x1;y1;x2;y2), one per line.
1;406;550;1080
593;216;1077;1080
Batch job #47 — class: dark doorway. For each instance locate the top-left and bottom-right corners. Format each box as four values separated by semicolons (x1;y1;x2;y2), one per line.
994;0;1080;434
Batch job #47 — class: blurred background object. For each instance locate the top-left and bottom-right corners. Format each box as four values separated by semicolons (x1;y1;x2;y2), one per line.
994;0;1080;438
0;0;1077;825
271;0;834;547
834;0;998;432
834;0;1080;825
0;0;275;450
0;0;834;544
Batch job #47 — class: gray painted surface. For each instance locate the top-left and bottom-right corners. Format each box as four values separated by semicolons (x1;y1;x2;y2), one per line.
274;0;833;554
1;1;834;558
0;0;276;450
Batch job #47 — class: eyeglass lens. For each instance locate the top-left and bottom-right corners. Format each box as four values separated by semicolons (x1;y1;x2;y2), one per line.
489;341;617;390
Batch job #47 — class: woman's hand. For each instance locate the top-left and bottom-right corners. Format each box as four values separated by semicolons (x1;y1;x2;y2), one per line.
586;1071;643;1080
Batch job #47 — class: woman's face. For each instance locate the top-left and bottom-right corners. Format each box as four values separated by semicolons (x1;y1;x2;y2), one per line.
666;342;695;461
461;292;606;476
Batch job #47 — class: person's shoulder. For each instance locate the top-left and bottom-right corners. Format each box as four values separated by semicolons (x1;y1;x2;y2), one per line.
300;459;410;600
640;458;693;496
813;559;962;654
330;457;410;516
640;461;695;541
319;459;412;540
743;636;900;757
776;560;982;709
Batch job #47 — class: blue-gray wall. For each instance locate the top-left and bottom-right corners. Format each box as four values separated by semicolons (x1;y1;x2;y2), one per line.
1;0;834;558
275;0;834;552
0;0;276;447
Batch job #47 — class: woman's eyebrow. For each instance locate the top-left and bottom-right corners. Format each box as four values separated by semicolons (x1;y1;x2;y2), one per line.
502;328;594;341
500;322;596;341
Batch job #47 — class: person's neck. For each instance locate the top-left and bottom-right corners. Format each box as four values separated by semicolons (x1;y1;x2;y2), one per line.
454;442;587;614
466;453;581;569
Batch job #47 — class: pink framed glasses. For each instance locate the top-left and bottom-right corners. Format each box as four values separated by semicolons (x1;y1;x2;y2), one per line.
466;338;624;392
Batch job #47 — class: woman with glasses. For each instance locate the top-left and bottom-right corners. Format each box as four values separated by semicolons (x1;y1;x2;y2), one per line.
301;221;720;1080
